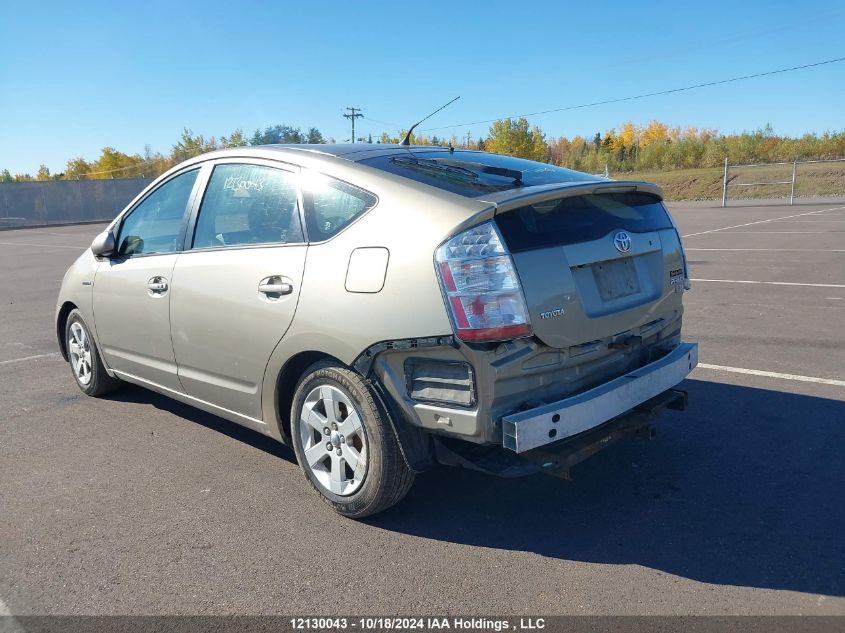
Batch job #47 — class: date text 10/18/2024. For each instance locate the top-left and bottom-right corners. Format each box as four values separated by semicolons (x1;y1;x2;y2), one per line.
290;618;547;631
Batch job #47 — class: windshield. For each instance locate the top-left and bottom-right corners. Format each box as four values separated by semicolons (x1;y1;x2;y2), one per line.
359;149;597;197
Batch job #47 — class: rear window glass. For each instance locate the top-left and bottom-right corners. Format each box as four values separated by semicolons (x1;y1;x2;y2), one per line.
359;149;596;197
495;192;673;252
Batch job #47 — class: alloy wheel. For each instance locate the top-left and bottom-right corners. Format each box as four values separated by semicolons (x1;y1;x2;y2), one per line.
298;384;368;496
68;322;92;386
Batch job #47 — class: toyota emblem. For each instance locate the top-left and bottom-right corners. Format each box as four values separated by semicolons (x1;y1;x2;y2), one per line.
613;231;632;253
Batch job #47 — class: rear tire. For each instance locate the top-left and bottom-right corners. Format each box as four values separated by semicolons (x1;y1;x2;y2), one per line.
65;309;121;397
291;360;414;518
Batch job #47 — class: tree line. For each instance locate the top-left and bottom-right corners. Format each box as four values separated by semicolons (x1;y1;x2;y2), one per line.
547;121;845;174
1;125;326;182
4;118;843;182
390;118;845;173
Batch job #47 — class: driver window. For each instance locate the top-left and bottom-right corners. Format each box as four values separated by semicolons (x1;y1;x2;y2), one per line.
192;164;304;249
117;169;199;256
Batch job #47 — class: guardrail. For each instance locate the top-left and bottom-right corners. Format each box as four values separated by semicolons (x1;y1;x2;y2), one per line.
721;157;845;207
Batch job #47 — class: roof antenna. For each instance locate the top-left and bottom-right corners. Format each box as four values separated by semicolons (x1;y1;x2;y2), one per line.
399;96;460;146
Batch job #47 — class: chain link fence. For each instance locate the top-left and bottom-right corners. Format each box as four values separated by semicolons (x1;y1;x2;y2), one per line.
721;158;845;206
0;178;153;229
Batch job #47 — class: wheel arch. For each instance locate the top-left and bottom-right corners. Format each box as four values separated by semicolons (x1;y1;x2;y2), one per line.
268;348;435;473
273;350;339;444
56;301;79;361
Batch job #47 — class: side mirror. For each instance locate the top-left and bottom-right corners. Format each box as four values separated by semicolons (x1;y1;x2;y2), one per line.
91;230;117;258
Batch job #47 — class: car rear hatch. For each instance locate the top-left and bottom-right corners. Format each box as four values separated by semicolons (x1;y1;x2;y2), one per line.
488;182;686;349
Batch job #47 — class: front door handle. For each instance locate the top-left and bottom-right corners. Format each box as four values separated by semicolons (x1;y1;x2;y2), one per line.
147;276;168;293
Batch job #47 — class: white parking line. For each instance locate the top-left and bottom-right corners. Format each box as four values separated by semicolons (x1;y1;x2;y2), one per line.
681;205;845;237
691;279;845;288
686;248;845;252
708;231;833;234
0;353;60;366
697;363;845;387
0;241;84;250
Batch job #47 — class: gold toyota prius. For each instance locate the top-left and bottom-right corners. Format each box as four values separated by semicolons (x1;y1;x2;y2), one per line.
56;144;697;518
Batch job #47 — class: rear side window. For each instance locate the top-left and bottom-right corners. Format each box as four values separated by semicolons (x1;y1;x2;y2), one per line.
302;171;377;241
117;169;198;256
192;164;304;249
495;192;673;252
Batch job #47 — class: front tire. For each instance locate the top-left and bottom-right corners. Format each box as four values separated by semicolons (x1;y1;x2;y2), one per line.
65;309;121;397
291;361;414;518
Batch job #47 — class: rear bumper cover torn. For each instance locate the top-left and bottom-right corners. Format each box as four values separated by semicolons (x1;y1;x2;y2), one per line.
502;342;698;453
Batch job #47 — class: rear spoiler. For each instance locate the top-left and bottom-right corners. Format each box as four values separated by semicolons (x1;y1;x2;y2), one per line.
479;180;664;215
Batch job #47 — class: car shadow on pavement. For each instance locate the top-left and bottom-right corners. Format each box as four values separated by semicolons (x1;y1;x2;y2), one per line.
108;386;298;465
370;378;845;597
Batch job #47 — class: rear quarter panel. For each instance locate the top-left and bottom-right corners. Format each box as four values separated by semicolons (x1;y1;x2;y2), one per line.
259;157;491;432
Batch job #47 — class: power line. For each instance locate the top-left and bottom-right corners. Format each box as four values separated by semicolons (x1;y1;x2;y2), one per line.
585;11;845;77
362;114;402;129
343;107;364;143
422;56;845;132
71;162;158;178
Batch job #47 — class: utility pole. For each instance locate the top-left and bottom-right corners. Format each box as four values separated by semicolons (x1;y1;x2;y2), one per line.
343;107;364;143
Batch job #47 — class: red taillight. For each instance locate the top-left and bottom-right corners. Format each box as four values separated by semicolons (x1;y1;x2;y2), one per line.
456;323;532;342
435;221;532;343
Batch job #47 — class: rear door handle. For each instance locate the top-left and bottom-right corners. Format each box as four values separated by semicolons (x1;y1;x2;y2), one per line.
147;277;168;293
258;277;293;297
259;282;292;294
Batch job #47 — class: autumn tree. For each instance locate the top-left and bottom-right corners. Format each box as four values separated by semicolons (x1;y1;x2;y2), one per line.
171;129;217;163
220;128;248;148
64;157;92;179
603;129;620;152
548;136;571;165
486;118;548;161
85;147;146;178
640;120;669;147
618;122;637;151
36;164;52;181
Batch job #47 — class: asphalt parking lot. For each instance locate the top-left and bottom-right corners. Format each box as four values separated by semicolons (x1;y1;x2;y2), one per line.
1;199;843;616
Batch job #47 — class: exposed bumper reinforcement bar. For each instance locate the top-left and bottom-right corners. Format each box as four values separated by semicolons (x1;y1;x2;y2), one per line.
502;342;698;453
519;388;688;479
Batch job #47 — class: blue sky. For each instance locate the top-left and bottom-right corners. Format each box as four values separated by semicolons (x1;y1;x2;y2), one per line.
1;0;843;174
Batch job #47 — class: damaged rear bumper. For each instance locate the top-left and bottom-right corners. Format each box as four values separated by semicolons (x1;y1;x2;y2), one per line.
517;387;688;478
502;342;698;453
432;388;689;478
